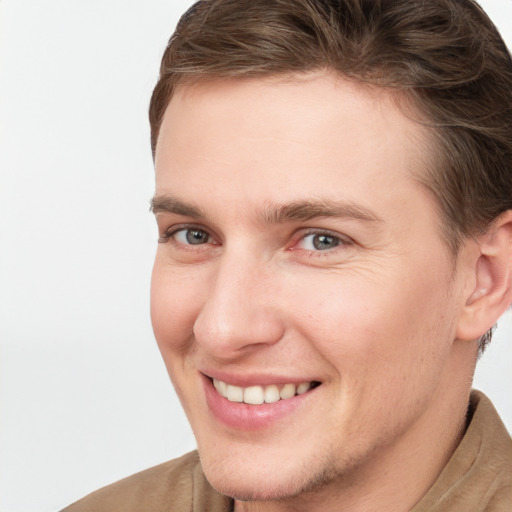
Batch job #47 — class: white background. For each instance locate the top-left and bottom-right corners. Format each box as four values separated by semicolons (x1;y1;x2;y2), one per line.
1;1;511;511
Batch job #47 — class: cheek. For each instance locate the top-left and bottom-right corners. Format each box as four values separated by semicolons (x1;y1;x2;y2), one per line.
150;258;204;355
290;270;458;443
289;264;456;383
150;261;207;412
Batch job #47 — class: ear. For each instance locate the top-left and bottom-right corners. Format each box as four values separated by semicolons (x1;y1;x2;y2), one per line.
456;211;512;341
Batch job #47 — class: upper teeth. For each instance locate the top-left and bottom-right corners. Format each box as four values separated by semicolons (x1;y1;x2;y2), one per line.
213;379;313;405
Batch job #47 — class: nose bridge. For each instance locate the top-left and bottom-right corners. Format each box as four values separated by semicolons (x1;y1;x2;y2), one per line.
193;246;284;356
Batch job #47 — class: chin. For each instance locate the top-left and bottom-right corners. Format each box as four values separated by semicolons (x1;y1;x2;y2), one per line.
204;469;306;502
199;448;341;503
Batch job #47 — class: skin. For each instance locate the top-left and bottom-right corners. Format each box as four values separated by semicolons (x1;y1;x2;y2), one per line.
150;73;491;511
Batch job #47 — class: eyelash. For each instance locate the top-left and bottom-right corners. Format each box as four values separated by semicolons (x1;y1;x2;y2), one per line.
159;225;352;255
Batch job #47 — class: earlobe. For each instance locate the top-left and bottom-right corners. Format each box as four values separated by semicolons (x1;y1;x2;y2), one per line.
456;211;512;341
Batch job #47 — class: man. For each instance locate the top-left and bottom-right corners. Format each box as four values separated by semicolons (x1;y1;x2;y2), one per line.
63;0;512;510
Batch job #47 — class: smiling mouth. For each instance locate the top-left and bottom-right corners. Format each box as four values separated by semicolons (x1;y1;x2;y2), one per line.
212;378;321;405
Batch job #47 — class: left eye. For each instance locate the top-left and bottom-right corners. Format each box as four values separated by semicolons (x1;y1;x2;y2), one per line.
174;228;211;245
298;233;342;251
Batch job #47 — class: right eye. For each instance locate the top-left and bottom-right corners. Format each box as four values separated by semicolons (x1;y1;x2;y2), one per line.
173;228;211;245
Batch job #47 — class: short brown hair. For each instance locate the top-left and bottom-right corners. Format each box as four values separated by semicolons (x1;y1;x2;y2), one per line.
149;0;512;348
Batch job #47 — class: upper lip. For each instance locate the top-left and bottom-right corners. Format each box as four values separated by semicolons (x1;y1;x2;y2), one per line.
200;369;321;388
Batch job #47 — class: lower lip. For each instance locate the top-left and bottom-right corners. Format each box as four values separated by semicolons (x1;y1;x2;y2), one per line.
202;376;317;430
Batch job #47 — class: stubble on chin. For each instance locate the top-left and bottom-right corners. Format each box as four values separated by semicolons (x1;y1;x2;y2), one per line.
203;449;362;506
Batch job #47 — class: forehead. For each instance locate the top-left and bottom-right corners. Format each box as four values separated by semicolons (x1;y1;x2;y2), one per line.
154;73;433;222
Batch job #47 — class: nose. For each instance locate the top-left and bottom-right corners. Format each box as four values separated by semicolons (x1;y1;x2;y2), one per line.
193;251;285;359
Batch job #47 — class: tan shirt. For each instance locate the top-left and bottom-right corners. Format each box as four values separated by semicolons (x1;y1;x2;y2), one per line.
62;391;511;511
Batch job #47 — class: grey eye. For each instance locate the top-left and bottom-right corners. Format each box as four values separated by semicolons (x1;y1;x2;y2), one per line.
173;228;211;245
185;229;210;245
298;233;341;251
312;234;340;250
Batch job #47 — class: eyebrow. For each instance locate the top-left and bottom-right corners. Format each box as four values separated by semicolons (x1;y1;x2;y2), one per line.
150;195;383;224
263;199;383;224
151;195;204;218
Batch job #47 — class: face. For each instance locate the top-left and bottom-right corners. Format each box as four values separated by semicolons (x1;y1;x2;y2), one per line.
151;74;468;504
